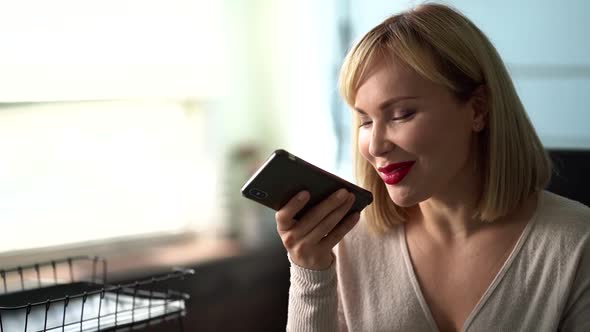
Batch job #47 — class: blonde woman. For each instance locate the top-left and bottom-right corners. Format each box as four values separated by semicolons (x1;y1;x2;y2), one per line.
275;3;590;332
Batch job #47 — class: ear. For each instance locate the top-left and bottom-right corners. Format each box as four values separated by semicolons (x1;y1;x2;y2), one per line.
470;85;488;132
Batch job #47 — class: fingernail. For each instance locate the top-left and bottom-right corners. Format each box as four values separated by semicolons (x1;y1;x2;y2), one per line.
348;193;356;202
297;191;309;201
336;189;348;199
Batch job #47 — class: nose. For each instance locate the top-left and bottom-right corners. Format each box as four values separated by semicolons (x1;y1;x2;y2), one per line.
368;122;394;157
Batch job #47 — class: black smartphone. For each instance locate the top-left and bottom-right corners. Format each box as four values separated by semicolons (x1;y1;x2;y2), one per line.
240;149;373;220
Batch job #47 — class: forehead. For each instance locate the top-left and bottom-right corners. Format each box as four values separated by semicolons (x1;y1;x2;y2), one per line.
354;60;432;109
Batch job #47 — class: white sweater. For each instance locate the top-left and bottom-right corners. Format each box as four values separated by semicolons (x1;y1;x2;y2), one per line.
287;191;590;331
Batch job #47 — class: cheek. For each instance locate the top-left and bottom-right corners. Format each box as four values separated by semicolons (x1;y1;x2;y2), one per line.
415;117;472;167
411;126;442;154
357;130;373;162
394;120;439;156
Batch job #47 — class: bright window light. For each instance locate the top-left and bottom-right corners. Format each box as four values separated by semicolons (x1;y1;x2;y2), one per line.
0;0;226;101
0;0;226;253
0;101;219;253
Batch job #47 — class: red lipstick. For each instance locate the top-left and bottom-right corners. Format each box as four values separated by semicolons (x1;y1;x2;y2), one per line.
377;161;415;185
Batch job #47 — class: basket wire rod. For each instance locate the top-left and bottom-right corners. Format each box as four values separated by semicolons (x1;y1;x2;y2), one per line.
114;285;121;327
51;261;57;285
131;281;139;326
103;260;107;284
24;304;31;332
62;296;70;332
35;264;41;288
67;258;74;283
178;313;184;332
3;257;89;273
80;292;88;332
43;300;51;332
148;278;155;321
98;289;105;331
18;267;24;291
177;268;187;332
1;270;6;292
91;256;107;284
0;310;3;332
91;259;97;284
164;290;170;316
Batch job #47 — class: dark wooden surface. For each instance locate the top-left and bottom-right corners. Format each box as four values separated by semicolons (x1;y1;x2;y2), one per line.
112;243;291;332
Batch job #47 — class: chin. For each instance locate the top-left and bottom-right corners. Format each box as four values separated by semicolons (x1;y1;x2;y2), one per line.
386;186;420;207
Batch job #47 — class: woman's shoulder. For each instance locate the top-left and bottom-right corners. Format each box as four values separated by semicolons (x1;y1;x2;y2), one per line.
531;190;590;244
537;190;590;224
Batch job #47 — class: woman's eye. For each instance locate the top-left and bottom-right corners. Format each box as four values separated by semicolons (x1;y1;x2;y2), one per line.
392;110;415;121
359;120;372;128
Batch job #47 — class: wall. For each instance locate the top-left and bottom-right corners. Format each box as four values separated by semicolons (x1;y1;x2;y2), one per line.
217;0;340;166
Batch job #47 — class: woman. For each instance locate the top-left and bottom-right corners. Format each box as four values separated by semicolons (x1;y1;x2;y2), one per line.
275;3;590;332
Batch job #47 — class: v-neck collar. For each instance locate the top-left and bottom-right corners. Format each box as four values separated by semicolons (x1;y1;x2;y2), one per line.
397;192;543;332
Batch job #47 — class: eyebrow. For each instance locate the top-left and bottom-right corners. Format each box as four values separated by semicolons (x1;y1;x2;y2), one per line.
354;95;419;114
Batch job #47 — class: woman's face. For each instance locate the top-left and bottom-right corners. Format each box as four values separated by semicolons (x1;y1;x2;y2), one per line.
355;60;480;207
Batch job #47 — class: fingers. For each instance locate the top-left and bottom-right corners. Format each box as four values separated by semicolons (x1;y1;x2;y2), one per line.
273;188;362;271
305;193;355;243
296;188;351;236
320;211;361;249
275;191;310;232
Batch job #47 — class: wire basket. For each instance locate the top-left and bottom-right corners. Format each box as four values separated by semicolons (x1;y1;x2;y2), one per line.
0;256;194;332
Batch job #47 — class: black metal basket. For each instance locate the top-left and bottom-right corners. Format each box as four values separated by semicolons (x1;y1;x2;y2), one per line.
0;256;193;332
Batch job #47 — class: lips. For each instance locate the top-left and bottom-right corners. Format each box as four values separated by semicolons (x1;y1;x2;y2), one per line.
377;161;415;185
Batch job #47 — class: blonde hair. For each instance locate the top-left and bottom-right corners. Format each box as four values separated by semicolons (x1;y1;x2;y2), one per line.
338;3;551;233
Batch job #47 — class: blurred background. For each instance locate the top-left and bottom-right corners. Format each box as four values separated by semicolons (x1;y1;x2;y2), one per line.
0;0;588;330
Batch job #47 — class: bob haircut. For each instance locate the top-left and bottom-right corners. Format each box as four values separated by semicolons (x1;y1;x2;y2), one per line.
338;3;551;233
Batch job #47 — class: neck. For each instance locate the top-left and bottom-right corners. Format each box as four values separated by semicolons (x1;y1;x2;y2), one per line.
411;161;484;244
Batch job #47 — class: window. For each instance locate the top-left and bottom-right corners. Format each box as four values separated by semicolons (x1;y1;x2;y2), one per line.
0;1;346;254
0;101;220;253
0;0;226;253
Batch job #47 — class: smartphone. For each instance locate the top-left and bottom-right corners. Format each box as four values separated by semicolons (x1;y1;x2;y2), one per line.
240;149;373;220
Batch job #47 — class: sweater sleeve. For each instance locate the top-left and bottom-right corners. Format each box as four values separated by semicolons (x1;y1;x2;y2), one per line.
286;254;345;332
